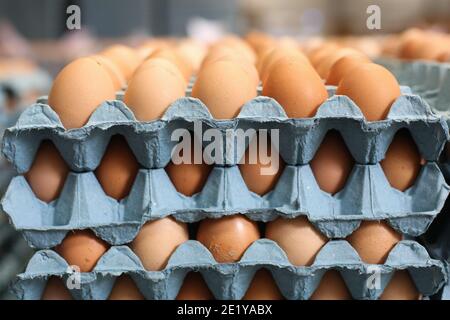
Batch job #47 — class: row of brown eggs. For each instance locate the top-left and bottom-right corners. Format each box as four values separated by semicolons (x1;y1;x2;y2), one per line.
382;28;450;62
40;216;419;300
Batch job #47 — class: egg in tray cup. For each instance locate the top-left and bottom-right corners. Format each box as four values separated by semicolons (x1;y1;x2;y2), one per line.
1;35;448;300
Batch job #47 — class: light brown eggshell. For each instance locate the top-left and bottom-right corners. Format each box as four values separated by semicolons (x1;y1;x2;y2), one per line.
381;130;422;192
55;230;109;272
149;48;193;81
346;221;402;264
315;48;365;80
90;54;126;90
336;63;401;121
265;216;327;266
309;270;352;300
95;135;140;200
48;57;116;129
197;215;260;263
191;60;257;119
176;272;215;300
108;275;145;300
124;62;186;121
262;57;328;118
239;137;285;196
25;141;69;203
131;217;189;271
100;45;141;81
379;271;421;300
310;131;354;194
41;277;73;300
326;55;370;86
243;269;284;300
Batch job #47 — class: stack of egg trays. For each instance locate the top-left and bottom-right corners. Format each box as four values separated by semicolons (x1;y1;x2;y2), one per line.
378;57;450;299
1;86;449;300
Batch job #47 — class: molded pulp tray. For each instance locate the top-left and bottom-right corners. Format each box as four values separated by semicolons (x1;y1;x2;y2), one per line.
12;239;446;300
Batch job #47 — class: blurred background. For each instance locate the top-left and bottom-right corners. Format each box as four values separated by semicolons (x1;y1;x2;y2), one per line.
1;0;450;299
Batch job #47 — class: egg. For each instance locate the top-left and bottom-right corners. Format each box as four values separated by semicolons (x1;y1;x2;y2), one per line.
239;136;285;196
55;230;109;272
100;45;141;81
346;221;401;264
381;130;422;191
191;60;257;119
262;56;328;118
176;39;207;73
259;47;310;85
95;135;140;200
217;36;256;64
90;54;126;90
136;57;187;88
149;48;192;81
41;277;72;300
242;269;284;300
326;55;370;86
165;138;212;196
124;61;186;121
48;57;116;129
308;43;340;68
336;63;401;121
131;217;189;271
379;271;421;300
197;215;260;263
265;217;327;266
310;131;354;194
108;275;145;300
315;48;365;80
176;272;215;300
309;270;352;300
25;141;69;203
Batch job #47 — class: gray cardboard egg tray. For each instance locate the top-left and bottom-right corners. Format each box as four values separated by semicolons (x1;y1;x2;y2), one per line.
1;90;449;248
0;70;51;102
11;239;446;300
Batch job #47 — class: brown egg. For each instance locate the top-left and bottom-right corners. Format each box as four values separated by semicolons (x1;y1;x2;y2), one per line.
239;136;285;196
191;60;257;119
309;270;352;300
346;221;401;264
149;48;192;81
437;50;450;62
398;28;426;60
243;269;284;300
176;40;207;73
326;55;370;86
379;271;421;300
266;217;327;266
197;215;260;263
55;230;109;272
165;138;212;196
176;272;215;300
101;45;141;81
310;131;354;194
308;43;340;68
262;57;328;118
136;57;187;88
315;48;366;80
95;136;139;200
381;130;421;191
336;63;401;121
25;141;69;203
90;55;126;90
259;47;310;85
48;57;116;129
124;61;186;121
41;277;72;300
108;275;145;300
217;36;256;64
131;217;189;271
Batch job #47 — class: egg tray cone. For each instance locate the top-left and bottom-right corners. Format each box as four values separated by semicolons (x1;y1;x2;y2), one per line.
0;70;51;102
10;239;445;300
2;89;448;173
2;159;449;248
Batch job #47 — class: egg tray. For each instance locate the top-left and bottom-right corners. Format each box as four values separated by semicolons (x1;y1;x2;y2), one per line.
2;89;448;174
3;158;449;248
11;239;445;300
0;70;51;102
377;58;450;123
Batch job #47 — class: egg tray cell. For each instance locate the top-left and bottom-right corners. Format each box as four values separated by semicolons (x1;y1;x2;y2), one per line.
2;88;448;173
3;158;449;248
11;239;445;300
0;70;51;102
